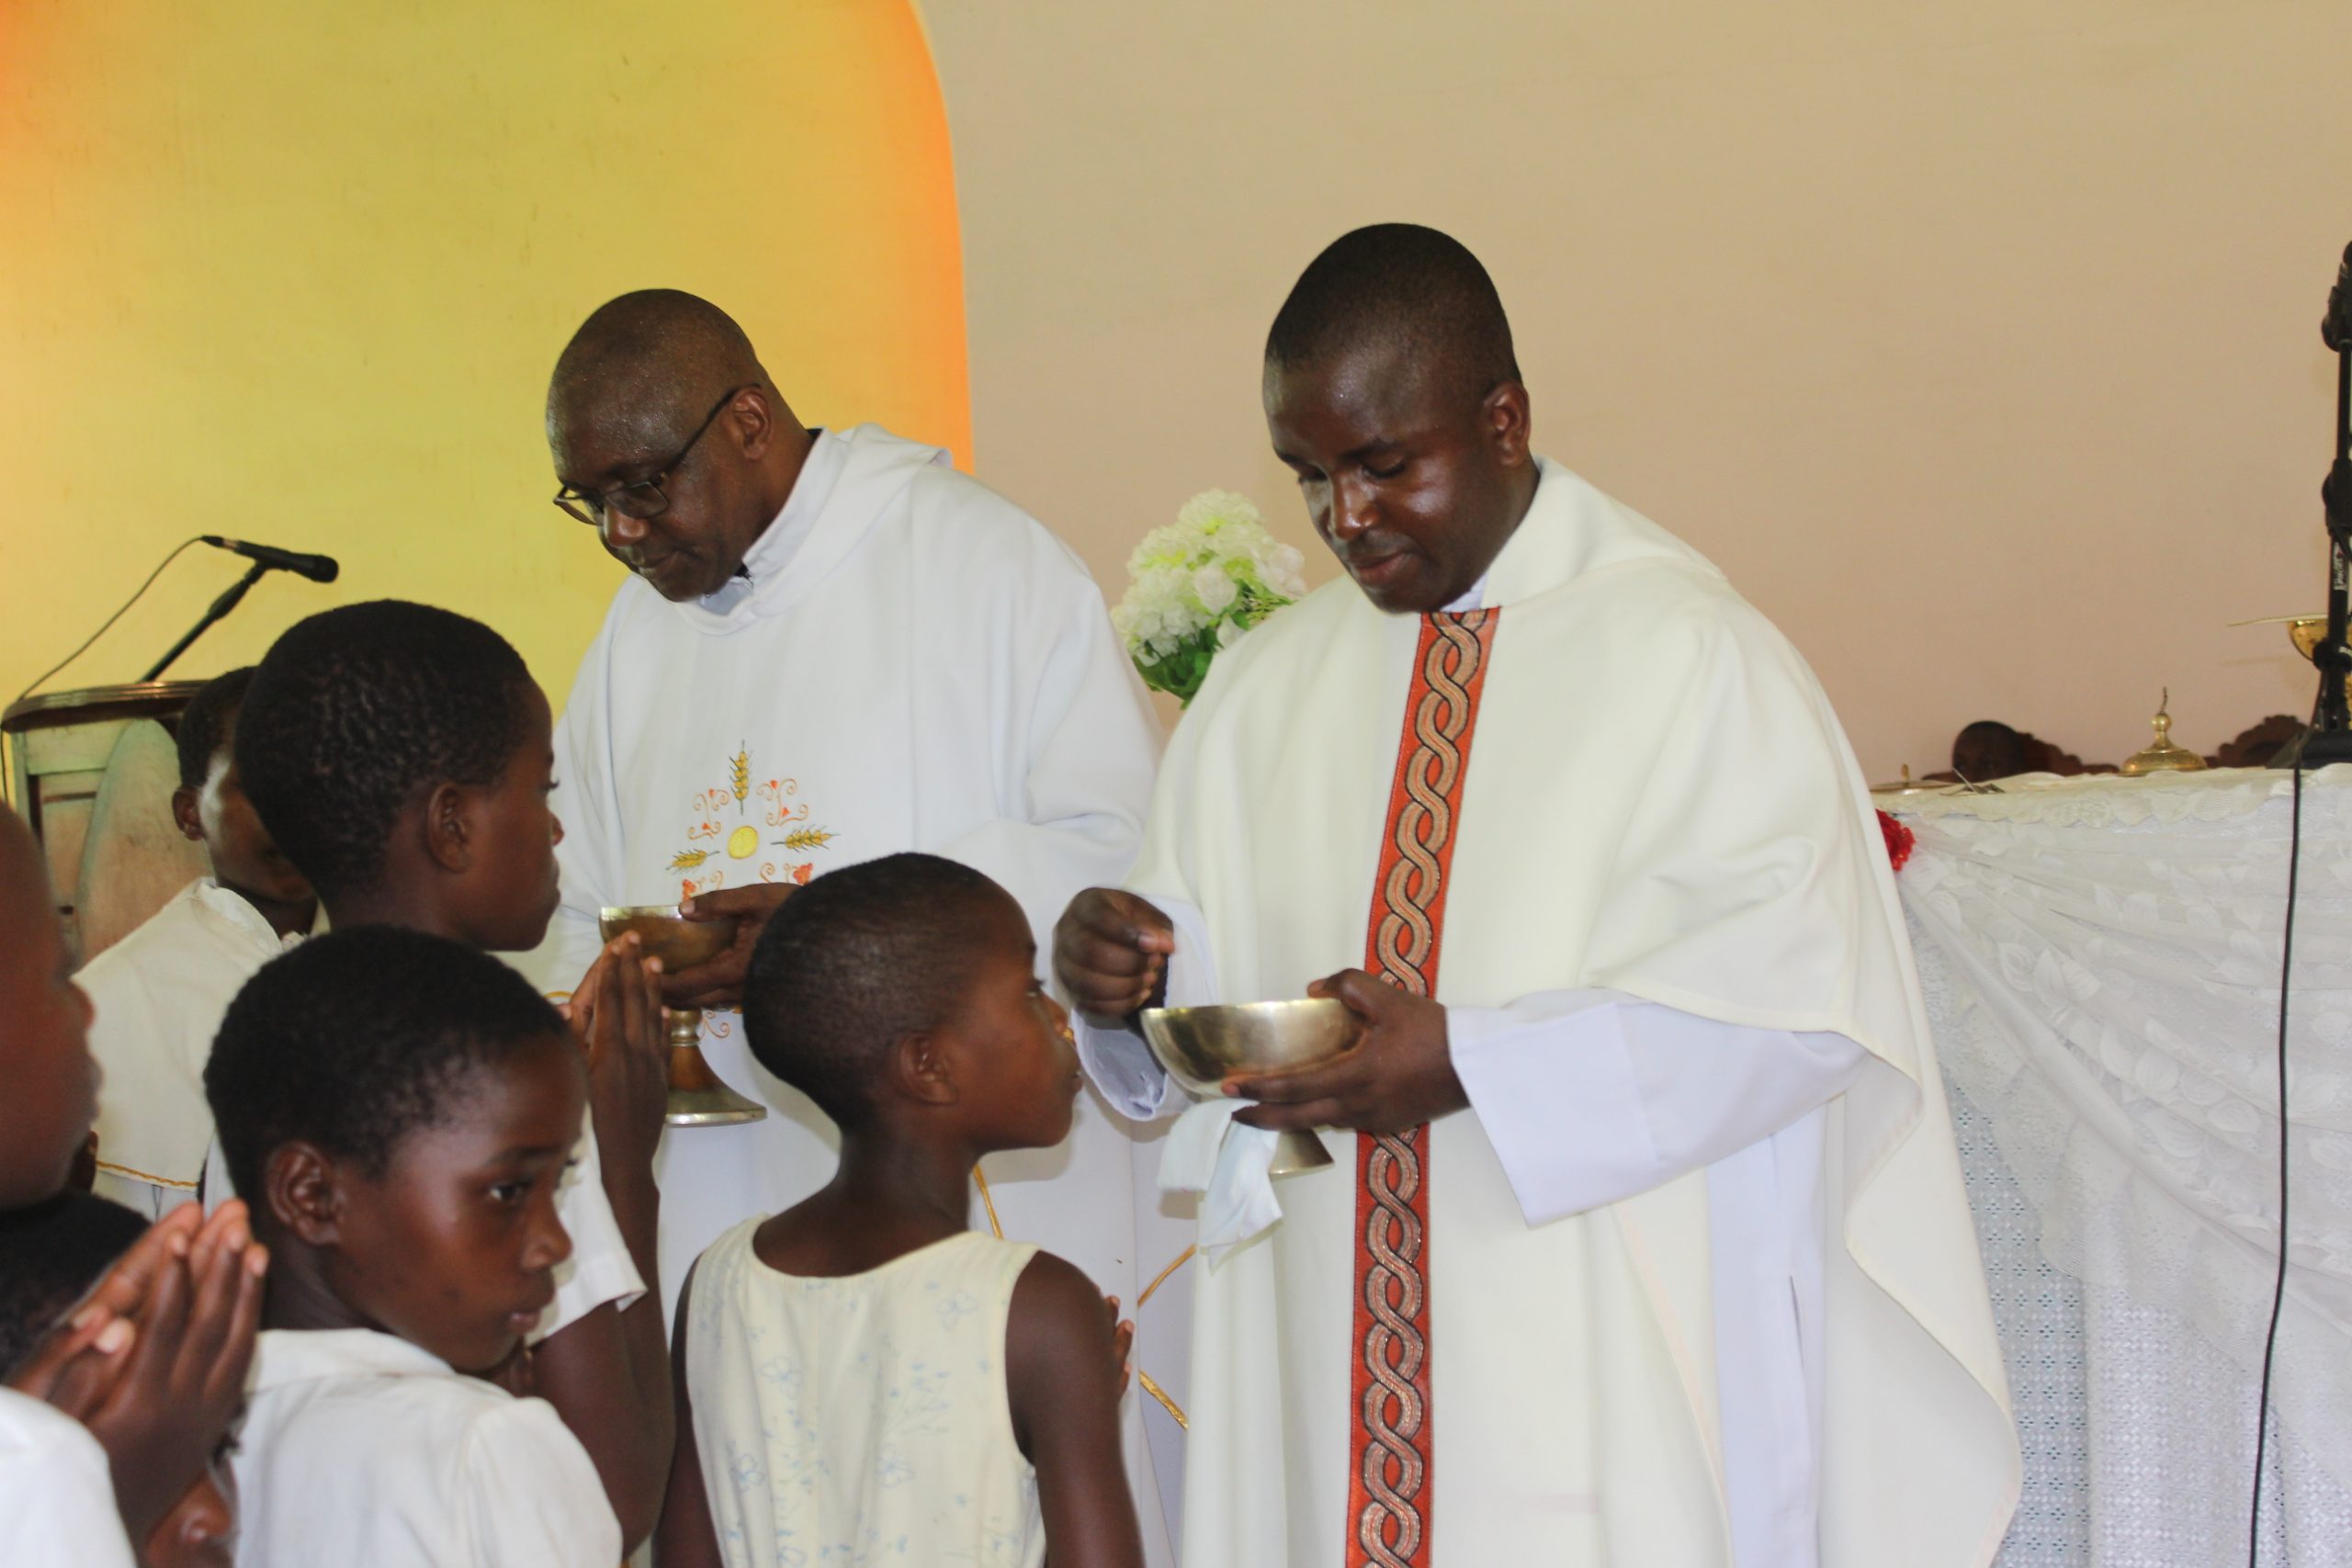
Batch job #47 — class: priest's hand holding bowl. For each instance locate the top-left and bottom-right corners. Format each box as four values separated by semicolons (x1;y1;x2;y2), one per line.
1053;887;1176;1023
664;884;797;1008
1227;969;1466;1135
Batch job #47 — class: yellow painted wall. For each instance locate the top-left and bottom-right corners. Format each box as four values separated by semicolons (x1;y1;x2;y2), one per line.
0;0;969;725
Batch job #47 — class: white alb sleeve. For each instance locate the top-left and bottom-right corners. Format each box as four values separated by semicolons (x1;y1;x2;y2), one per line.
1450;987;1867;1224
1070;897;1216;1122
535;1112;646;1341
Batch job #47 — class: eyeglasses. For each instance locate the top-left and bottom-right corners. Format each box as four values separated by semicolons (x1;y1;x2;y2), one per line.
552;384;755;527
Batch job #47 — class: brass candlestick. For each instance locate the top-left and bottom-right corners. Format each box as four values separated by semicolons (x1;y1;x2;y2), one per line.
597;906;767;1127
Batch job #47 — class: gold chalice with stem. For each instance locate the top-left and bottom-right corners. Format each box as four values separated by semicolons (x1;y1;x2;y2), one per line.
597;907;768;1127
1139;998;1364;1175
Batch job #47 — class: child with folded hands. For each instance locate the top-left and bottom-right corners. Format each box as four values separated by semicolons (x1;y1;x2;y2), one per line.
0;802;265;1566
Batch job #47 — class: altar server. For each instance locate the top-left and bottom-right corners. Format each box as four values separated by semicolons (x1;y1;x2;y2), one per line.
528;291;1162;1326
1057;225;2018;1568
83;667;321;1215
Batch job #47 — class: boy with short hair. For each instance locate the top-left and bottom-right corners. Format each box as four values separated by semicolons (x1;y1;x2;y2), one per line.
83;665;322;1215
232;598;674;1543
0;803;264;1566
205;925;621;1565
0;1190;239;1568
656;852;1143;1568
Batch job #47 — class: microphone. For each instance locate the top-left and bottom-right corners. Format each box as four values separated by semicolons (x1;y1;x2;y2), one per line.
199;536;340;583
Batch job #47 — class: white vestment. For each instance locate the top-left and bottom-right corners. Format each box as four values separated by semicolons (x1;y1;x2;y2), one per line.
523;423;1170;1545
79;878;322;1216
1084;460;2018;1567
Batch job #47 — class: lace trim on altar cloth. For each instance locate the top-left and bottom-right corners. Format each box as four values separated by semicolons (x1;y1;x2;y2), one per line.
1884;762;2352;830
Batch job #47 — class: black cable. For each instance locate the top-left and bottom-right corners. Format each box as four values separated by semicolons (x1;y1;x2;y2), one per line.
2247;758;2302;1567
6;536;203;710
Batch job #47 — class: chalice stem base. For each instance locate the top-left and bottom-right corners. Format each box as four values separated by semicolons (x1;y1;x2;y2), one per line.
664;1009;766;1127
1269;1129;1334;1176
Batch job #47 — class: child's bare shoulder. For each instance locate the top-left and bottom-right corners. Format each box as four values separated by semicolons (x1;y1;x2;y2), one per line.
1007;1249;1112;1347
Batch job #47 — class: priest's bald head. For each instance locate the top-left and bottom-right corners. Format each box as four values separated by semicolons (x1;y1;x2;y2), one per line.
547;289;814;602
1264;224;1538;615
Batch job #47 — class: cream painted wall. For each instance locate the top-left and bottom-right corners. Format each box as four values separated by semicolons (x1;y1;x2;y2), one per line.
922;0;2352;777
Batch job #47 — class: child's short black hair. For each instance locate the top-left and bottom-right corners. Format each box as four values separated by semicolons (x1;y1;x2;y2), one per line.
206;926;569;1202
0;1191;150;1376
234;601;534;900
175;667;256;791
744;852;1010;1130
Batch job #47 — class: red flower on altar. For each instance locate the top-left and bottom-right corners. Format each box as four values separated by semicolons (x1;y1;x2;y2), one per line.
1876;808;1914;872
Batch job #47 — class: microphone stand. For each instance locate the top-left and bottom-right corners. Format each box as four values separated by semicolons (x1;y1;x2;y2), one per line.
2280;242;2352;767
141;561;269;682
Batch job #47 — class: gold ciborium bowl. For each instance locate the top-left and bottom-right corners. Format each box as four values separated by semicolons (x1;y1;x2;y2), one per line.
597;906;766;1127
1138;998;1363;1175
2288;617;2352;708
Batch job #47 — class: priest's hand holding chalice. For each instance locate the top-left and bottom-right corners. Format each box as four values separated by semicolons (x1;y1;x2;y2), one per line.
1054;888;1467;1172
594;884;793;1127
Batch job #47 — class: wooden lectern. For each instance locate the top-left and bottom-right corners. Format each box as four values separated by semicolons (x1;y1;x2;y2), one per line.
3;682;211;966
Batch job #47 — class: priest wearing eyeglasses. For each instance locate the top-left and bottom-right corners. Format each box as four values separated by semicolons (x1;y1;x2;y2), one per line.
526;290;1164;1392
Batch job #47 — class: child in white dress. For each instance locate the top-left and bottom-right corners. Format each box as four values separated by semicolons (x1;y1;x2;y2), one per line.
656;852;1143;1568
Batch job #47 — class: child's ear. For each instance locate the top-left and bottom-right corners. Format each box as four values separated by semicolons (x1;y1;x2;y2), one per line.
265;1141;345;1247
170;784;204;844
887;1032;958;1109
422;781;475;874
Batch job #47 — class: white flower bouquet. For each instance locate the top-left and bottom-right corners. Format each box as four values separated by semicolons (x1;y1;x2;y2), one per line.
1112;490;1307;704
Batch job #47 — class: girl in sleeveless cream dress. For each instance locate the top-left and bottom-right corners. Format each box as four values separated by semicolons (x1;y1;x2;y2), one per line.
686;1218;1045;1568
654;854;1141;1568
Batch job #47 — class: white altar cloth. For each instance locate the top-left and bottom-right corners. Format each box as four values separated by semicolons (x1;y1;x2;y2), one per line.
1888;767;2352;1565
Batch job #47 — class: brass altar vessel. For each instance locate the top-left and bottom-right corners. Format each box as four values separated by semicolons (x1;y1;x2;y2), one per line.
1139;998;1363;1175
598;906;767;1127
2119;691;2207;776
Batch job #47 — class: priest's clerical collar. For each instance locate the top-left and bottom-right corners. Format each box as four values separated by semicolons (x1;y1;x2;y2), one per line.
699;427;842;615
1442;573;1490;615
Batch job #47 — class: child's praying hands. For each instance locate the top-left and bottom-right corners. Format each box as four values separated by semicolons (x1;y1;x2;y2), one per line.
562;931;668;1165
6;1200;265;1542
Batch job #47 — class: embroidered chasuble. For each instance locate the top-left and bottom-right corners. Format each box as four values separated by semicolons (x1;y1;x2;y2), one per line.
1350;609;1494;1567
1104;458;2018;1568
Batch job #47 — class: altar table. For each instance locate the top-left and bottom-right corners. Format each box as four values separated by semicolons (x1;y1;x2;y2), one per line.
1886;768;2352;1566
